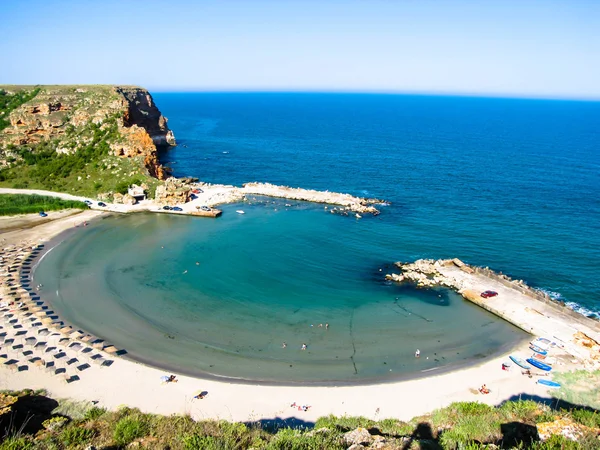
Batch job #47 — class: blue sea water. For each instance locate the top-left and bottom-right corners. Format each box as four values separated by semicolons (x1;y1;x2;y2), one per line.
156;93;600;316
34;93;600;383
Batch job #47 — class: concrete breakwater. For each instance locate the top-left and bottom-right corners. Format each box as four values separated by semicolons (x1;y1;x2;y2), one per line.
386;258;600;368
241;182;383;215
184;181;384;215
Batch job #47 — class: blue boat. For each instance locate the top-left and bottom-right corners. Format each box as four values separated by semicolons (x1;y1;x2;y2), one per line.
527;358;552;372
538;379;561;388
529;345;547;356
510;355;531;370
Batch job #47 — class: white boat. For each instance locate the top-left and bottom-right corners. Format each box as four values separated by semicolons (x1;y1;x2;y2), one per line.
532;338;555;351
236;210;245;214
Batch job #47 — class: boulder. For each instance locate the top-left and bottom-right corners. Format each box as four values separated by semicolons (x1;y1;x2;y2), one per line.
112;192;124;204
155;177;191;206
385;273;404;283
347;445;365;450
343;427;372;446
123;193;137;205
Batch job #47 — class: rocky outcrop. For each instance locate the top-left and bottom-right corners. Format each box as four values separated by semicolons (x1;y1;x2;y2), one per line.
155;177;192;205
343;428;373;447
242;182;384;215
0;85;175;180
115;87;176;147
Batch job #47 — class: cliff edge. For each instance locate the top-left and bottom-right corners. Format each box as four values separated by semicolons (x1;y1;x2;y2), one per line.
0;85;176;196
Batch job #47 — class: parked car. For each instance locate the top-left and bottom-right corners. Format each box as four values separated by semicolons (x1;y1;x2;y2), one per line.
39;211;48;217
200;206;211;212
84;200;92;205
172;207;183;212
98;202;107;207
481;290;498;298
162;205;172;211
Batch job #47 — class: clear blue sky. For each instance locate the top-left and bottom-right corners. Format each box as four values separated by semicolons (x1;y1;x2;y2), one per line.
1;0;599;99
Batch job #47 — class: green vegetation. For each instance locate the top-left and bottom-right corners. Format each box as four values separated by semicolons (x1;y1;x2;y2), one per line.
0;194;88;216
1;388;599;449
0;85;164;199
0;87;40;132
552;370;600;410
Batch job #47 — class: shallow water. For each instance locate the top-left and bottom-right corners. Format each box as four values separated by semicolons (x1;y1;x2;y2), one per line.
35;204;526;383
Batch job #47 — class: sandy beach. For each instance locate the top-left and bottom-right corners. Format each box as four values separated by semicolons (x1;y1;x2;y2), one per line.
1;209;588;423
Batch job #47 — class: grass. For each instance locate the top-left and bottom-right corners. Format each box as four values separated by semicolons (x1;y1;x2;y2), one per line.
552;370;600;410
0;194;88;216
2;390;600;449
113;416;149;446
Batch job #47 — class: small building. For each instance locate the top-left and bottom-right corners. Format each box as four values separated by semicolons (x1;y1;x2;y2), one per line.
128;185;146;201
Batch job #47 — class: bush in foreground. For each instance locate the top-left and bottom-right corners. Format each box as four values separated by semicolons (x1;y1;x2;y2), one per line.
1;390;599;449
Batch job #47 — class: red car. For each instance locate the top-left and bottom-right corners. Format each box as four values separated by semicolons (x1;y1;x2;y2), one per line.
481;290;498;298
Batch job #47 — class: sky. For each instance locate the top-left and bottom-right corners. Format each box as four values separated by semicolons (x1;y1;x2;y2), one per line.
1;0;599;99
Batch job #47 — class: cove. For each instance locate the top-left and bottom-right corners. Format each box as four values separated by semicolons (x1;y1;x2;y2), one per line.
34;200;527;384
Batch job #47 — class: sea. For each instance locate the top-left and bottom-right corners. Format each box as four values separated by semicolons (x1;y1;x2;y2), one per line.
34;93;600;384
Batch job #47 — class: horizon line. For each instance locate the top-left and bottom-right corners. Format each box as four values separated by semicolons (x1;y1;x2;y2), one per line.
147;88;600;102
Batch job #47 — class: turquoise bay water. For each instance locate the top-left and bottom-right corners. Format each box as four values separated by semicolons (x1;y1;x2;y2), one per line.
34;93;600;382
35;204;525;383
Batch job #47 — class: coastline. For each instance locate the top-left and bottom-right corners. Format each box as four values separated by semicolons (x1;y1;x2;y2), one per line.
27;217;528;387
0;211;588;423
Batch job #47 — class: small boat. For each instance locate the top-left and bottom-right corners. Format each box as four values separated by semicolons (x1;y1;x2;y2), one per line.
509;356;531;370
355;213;362;219
236;210;245;214
529;345;547;356
532;353;555;365
531;338;555;350
537;379;561;388
526;358;552;372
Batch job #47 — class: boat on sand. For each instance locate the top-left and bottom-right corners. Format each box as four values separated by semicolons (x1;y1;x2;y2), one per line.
537;379;561;388
527;358;552;372
529;344;547;355
509;355;531;370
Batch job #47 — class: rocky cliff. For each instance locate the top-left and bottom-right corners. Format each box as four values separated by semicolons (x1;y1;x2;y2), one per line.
0;85;176;194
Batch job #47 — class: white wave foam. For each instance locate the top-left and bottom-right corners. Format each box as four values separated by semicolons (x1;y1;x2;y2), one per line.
538;288;600;319
565;301;600;319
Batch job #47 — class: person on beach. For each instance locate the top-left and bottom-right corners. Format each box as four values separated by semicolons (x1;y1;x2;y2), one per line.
415;349;420;358
168;374;178;383
479;384;490;394
301;343;307;350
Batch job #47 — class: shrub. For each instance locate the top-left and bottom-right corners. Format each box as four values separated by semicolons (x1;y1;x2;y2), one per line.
182;434;231;450
570;408;600;428
113;416;149;446
0;437;34;450
84;406;107;421
314;414;375;431
60;426;96;446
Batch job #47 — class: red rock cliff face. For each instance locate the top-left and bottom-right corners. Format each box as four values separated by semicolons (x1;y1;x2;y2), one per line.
0;85;176;180
115;87;176;148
